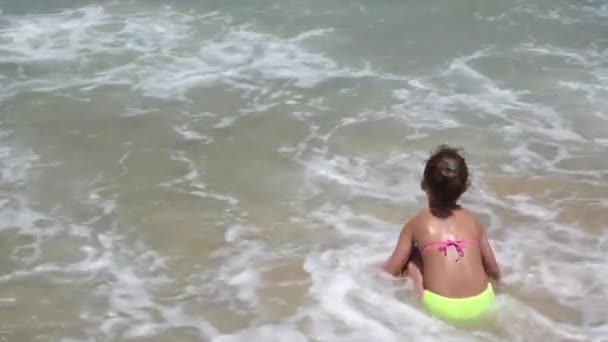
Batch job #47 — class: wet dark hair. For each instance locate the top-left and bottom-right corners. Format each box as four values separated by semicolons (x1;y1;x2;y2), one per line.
422;145;469;218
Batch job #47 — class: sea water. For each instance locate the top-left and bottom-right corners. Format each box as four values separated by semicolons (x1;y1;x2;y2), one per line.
0;0;607;341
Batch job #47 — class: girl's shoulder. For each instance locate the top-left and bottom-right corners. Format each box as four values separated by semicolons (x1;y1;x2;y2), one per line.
455;207;483;224
408;208;434;228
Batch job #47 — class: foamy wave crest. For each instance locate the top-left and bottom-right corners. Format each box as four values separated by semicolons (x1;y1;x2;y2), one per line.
388;43;608;181
0;5;372;102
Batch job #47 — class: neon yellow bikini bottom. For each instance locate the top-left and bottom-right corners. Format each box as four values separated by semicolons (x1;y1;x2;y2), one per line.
422;283;495;321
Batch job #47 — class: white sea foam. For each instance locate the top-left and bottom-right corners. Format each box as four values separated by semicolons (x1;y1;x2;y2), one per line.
174;123;214;143
213;325;308;342
0;6;373;104
0;148;59;266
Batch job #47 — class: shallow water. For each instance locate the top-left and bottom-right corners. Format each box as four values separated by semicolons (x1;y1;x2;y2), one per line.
0;0;607;341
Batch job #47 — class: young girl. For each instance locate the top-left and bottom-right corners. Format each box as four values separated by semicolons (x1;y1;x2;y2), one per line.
383;145;500;322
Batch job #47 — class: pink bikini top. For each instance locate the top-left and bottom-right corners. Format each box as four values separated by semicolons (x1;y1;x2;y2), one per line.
420;239;479;262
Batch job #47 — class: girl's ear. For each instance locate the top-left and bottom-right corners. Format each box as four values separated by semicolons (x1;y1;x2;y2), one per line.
421;180;429;196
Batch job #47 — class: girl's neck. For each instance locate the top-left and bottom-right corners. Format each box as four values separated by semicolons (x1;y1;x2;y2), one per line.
427;198;459;211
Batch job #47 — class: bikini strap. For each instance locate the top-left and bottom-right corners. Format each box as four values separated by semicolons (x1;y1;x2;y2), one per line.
422;239;478;262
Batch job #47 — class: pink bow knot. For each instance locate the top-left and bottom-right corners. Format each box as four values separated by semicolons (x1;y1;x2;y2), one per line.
437;239;466;261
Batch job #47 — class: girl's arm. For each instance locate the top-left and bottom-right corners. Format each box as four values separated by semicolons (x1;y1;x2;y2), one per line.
382;219;416;276
478;223;501;283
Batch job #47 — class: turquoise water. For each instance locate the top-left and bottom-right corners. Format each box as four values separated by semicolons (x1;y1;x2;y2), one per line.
1;0;607;341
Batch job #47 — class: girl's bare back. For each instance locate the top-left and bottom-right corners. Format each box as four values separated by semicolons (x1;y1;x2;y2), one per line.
412;208;497;298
